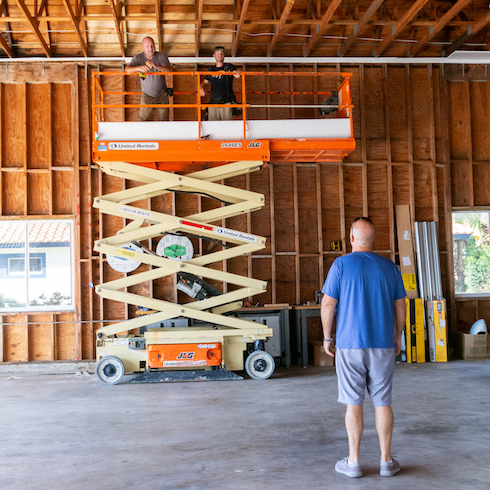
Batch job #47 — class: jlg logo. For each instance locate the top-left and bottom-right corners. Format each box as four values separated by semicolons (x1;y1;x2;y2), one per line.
176;352;195;359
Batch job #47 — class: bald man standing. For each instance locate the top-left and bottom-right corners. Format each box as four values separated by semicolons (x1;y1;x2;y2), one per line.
126;37;173;121
321;217;406;478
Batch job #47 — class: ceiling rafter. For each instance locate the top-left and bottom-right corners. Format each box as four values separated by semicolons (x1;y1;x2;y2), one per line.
0;31;12;57
34;0;53;56
76;0;89;54
267;0;296;57
374;0;430;57
108;0;125;57
0;0;13;57
36;0;53;52
337;0;384;57
15;0;50;57
408;0;472;57
62;0;88;57
444;10;490;57
303;0;343;57
232;0;251;57
195;0;203;57
156;0;162;51
270;0;279;20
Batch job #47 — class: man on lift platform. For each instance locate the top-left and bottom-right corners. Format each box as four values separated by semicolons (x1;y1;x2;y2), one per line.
200;46;241;121
126;37;173;121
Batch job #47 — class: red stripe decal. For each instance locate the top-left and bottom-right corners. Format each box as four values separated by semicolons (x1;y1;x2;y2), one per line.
181;220;213;231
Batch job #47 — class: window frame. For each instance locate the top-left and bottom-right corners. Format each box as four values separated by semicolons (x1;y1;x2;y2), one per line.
452;209;490;300
0;219;75;313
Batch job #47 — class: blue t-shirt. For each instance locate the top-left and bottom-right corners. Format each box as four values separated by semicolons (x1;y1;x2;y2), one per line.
322;252;406;349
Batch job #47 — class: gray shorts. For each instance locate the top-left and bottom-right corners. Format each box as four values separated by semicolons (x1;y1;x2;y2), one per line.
336;348;395;407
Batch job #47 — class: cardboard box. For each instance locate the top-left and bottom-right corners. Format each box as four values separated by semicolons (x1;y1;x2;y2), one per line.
455;333;490;359
395;205;419;299
427;299;448;362
405;298;426;363
311;341;335;367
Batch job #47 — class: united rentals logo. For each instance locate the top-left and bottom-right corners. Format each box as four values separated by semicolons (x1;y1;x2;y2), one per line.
109;142;159;150
176;352;195;359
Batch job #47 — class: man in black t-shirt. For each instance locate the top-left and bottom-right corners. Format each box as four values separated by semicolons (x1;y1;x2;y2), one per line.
200;46;241;121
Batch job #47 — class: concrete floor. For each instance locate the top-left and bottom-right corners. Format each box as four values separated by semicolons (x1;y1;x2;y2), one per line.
1;360;489;490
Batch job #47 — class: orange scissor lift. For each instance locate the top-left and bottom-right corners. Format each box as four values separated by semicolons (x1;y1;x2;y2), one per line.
92;70;354;384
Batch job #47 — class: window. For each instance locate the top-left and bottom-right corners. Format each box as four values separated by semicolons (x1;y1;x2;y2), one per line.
5;254;46;277
0;220;74;311
453;211;490;297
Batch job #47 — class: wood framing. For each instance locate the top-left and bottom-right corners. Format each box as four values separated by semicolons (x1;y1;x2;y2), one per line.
1;60;490;363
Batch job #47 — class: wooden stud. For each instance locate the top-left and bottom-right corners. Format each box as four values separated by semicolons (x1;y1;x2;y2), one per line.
406;66;416;222
74;69;82;360
315;163;324;284
0;315;3;362
269;164;276;303
339;163;346;252
24;316;29;362
359;67;368;217
383;65;395;261
293;162;300;304
23;81;27;216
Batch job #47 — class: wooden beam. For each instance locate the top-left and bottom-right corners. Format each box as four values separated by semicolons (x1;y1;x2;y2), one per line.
14;0;51;57
374;0;430;57
444;10;490;57
0;30;12;57
62;0;88;57
232;0;251;57
0;0;13;57
303;0;343;57
337;0;384;57
108;0;125;56
156;0;162;51
195;0;203;56
79;0;88;48
408;0;472;57
267;0;295;57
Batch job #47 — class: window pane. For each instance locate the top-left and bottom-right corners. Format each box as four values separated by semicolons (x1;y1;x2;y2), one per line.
453;212;490;295
29;257;42;273
0;223;27;307
28;222;73;307
9;258;25;274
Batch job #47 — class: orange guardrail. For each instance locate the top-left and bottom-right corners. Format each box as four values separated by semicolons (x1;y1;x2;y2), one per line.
91;70;355;168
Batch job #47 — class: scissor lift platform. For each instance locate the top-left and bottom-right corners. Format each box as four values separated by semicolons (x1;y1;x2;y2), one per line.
91;70;355;384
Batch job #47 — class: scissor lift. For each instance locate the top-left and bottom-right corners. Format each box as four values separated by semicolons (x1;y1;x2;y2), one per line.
92;70;355;384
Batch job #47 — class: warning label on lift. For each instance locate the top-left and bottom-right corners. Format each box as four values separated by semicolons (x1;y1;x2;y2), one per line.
216;227;257;243
109;142;159;150
119;205;152;218
163;360;208;367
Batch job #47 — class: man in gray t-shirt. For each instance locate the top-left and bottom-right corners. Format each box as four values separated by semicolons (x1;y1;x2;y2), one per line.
126;37;173;121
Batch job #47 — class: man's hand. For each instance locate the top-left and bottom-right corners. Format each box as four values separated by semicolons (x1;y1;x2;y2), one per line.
394;297;406;356
323;338;335;358
394;336;401;356
321;294;337;358
140;64;151;73
200;87;206;97
233;69;241;79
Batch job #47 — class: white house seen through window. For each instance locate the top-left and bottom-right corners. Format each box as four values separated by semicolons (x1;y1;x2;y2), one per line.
0;220;74;311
